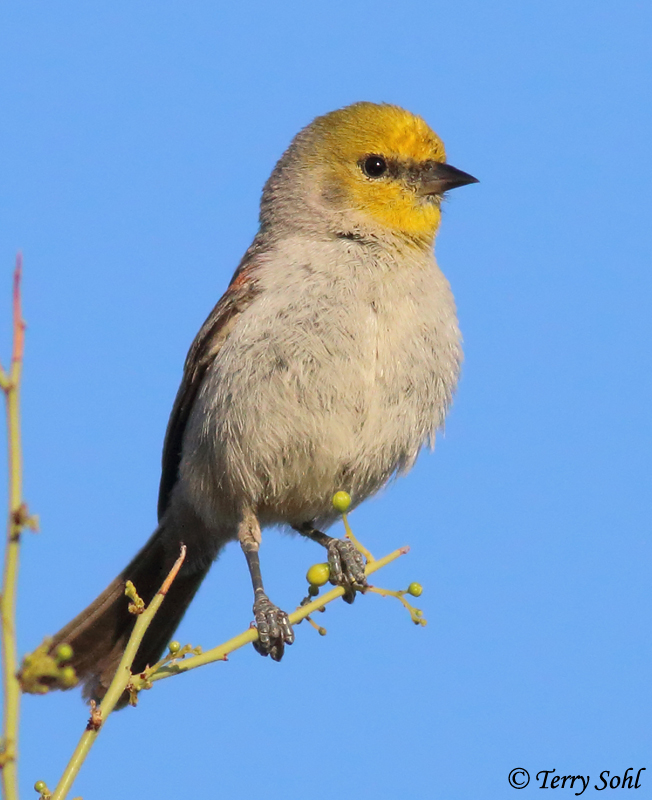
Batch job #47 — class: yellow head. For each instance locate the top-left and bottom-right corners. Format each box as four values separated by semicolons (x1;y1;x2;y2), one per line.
276;102;477;247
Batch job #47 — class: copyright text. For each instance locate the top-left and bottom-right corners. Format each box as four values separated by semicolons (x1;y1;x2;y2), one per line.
508;768;646;795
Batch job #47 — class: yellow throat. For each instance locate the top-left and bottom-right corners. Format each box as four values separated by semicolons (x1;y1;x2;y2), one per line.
310;103;448;244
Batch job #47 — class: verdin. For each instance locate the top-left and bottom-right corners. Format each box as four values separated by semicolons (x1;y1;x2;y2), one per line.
50;102;477;700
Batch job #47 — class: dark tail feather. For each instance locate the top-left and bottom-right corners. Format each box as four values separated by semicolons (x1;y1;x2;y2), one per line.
50;524;209;702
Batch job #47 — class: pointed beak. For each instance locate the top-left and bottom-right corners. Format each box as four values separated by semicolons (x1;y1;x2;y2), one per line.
416;162;479;196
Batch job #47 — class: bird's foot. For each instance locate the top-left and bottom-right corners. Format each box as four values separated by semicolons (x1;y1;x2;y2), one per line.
252;591;294;661
326;538;368;604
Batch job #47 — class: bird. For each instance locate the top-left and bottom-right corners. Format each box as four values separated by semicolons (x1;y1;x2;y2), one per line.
49;101;477;701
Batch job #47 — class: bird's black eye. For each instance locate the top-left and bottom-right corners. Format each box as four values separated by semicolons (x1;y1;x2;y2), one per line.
362;155;388;178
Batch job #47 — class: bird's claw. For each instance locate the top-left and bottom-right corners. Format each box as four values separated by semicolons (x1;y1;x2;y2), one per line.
327;538;367;603
252;592;294;661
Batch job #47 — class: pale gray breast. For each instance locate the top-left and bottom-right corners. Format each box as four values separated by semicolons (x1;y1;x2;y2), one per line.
180;236;461;528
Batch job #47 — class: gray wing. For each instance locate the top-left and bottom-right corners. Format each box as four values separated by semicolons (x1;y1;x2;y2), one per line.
157;256;260;520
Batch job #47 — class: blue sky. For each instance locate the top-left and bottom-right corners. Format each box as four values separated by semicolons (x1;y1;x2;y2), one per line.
1;1;651;798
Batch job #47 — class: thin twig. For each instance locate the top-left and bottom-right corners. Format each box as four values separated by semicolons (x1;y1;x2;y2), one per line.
0;254;26;800
137;545;409;685
50;546;187;800
50;544;408;799
342;510;375;563
51;528;410;800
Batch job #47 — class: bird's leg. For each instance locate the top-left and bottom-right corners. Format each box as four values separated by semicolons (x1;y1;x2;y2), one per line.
239;513;294;660
296;523;367;604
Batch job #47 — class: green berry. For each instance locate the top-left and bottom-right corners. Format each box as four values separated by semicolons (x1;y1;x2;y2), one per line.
34;781;46;793
332;491;351;513
55;643;73;663
306;563;330;587
168;641;181;655
407;582;423;597
308;585;319;597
